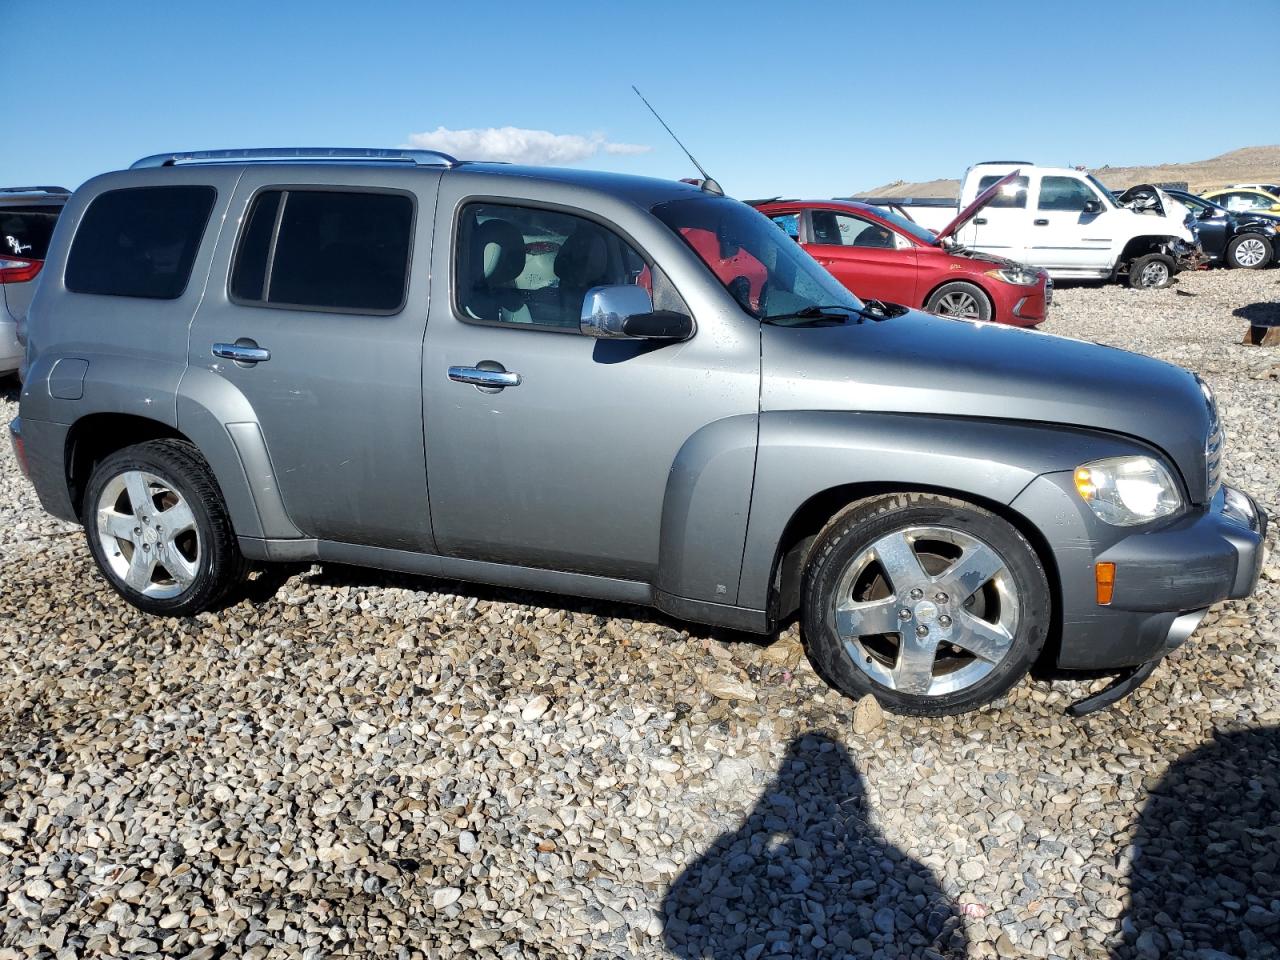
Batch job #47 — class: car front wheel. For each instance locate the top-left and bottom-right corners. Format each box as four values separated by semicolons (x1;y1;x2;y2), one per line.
801;493;1050;716
924;282;993;322
1127;253;1174;289
83;439;249;616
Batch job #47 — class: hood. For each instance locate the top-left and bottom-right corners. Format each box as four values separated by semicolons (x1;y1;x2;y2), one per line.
937;170;1021;242
761;309;1214;501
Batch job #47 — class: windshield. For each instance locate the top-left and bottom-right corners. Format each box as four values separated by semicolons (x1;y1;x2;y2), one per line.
864;205;937;245
652;196;863;323
1086;175;1118;206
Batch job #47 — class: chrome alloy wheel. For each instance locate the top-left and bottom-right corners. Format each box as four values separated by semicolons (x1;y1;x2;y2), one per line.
1235;237;1267;267
934;290;981;319
831;526;1020;697
95;470;200;599
1140;260;1170;287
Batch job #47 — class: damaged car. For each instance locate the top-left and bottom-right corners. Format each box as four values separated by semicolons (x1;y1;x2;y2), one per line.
751;180;1051;326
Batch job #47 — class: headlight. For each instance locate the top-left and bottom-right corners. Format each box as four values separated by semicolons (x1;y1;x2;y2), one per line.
1073;456;1183;526
985;266;1041;286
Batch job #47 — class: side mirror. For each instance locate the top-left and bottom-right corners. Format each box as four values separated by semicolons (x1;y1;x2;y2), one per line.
580;285;693;341
1082;199;1103;215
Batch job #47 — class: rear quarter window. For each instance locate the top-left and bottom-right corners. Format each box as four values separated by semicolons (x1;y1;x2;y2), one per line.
1;206;60;260
66;185;216;299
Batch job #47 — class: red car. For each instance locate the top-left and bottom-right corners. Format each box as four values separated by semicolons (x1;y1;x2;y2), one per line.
753;184;1050;327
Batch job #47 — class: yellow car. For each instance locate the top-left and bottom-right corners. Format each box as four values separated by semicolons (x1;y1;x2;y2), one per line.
1202;187;1280;216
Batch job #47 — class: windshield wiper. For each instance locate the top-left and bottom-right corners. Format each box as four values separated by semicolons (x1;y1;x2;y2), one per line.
764;302;905;326
763;304;861;326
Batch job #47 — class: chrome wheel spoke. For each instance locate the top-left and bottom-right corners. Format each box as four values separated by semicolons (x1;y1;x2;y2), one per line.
160;498;196;536
893;633;939;694
124;471;153;515
835;596;901;639
160;541;197;588
940;543;1004;601
951;611;1014;663
871;531;928;593
124;546;157;591
99;510;137;542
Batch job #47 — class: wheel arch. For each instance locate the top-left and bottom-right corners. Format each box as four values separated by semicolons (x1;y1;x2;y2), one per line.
1118;234;1181;265
920;276;995;315
65;413;190;519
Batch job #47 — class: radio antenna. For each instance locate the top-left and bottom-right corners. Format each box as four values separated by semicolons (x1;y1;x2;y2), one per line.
632;85;724;196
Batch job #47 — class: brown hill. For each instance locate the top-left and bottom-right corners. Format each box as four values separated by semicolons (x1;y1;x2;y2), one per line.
856;146;1280;199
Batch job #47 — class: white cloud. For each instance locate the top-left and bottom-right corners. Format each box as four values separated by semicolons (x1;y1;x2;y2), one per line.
404;126;651;166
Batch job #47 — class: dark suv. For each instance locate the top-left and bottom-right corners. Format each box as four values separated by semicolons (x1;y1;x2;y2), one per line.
10;148;1267;717
1;186;70;379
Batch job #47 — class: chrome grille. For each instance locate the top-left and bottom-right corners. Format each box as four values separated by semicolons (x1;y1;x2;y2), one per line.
1201;377;1224;499
1206;422;1224;499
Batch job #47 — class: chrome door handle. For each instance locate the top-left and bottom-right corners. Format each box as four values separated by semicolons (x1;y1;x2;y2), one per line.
448;365;521;388
212;341;271;363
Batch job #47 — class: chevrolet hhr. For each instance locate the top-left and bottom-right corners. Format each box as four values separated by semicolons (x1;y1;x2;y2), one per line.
11;148;1266;716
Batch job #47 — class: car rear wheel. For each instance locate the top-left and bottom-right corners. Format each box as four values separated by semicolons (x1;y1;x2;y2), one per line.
83;439;249;616
1127;253;1174;289
924;282;993;322
801;493;1050;716
1227;234;1272;269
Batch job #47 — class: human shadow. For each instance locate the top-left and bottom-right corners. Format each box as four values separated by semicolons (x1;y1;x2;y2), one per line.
663;733;965;959
1116;726;1280;959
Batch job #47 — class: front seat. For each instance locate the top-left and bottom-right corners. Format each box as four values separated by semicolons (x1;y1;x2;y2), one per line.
553;226;612;324
463;218;532;323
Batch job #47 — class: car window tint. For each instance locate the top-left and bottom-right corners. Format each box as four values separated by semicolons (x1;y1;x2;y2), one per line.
231;190;413;313
1038;176;1098;212
769;213;800;240
0;206;60;260
456;203;666;330
809;211;895;249
977;175;1029;209
65;186;215;299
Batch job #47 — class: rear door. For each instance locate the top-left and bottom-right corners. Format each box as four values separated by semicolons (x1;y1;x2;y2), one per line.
187;167;439;551
1027;174;1112;271
801;208;919;306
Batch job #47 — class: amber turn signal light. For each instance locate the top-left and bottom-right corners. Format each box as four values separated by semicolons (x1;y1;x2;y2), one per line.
1095;562;1115;605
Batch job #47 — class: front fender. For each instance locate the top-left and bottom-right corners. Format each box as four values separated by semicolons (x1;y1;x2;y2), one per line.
735;411;1151;609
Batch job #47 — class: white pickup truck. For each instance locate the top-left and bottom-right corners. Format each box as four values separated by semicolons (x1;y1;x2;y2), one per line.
860;162;1201;288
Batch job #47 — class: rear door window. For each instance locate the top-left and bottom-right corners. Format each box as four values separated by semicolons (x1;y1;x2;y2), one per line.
66;185;216;299
230;189;414;314
1;206;60;260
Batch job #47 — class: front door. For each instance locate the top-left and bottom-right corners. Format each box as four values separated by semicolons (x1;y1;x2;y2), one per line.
421;185;759;595
802;209;918;306
1027;174;1112;272
187;168;439;550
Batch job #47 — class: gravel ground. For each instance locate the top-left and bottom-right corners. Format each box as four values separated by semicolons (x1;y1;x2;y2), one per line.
1;268;1279;960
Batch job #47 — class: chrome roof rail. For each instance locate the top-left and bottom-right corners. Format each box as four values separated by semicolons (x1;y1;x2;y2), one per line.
0;185;72;196
130;147;460;169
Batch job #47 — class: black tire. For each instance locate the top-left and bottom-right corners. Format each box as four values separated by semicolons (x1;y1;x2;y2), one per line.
1127;253;1174;289
924;281;993;322
1226;233;1272;270
801;492;1050;717
83;439;249;616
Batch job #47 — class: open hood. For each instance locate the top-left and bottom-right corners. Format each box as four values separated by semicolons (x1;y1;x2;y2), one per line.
937;169;1021;242
1118;183;1182;219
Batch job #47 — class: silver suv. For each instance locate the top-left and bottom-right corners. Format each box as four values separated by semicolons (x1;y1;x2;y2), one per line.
1;186;70;379
11;148;1267;716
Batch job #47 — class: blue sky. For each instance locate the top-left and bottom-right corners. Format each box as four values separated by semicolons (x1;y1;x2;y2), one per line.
6;0;1276;198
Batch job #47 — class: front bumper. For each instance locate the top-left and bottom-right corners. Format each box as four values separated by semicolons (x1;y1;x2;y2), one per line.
1012;475;1267;670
